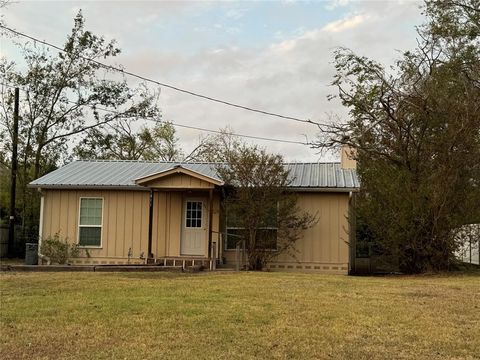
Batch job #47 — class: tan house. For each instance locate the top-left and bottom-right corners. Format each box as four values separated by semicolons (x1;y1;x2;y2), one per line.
29;151;359;274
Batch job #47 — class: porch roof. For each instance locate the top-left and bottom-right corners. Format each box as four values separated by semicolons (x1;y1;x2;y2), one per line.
134;165;224;187
29;160;360;191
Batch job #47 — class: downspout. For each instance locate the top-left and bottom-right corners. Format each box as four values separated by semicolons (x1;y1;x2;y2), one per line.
348;191;353;275
37;189;50;265
208;188;213;260
147;189;154;259
38;189;44;249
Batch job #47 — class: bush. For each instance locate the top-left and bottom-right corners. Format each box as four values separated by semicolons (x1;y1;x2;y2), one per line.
40;233;80;264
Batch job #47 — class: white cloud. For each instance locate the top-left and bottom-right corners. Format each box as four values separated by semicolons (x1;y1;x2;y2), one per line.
325;0;350;11
322;14;370;33
2;0;423;162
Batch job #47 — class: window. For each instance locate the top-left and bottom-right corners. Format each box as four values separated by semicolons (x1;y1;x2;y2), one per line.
78;198;103;247
225;202;277;251
186;201;203;228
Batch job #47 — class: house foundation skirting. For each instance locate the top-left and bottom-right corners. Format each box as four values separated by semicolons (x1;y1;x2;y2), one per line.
69;257;146;265
267;262;348;274
68;256;213;269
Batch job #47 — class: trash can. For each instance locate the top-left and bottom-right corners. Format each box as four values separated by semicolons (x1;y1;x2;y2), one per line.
25;243;38;265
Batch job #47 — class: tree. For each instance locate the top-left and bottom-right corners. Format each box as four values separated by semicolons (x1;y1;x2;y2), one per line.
0;0;10;26
315;0;480;273
0;11;161;246
73;120;182;161
183;127;239;163
217;143;317;270
1;12;160;178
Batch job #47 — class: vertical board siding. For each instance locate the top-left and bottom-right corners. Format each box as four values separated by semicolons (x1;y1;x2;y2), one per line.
115;192;125;257
273;192;350;264
169;192;182;256
212;195;221;257
66;191;77;242
50;191;61;237
123;191;134;257
222;192;351;271
41;189;260;263
140;193;149;255
145;173;214;189
42;189;150;259
152;192;160;257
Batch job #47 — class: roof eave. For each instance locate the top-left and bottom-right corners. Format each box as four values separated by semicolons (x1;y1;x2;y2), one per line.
28;184;359;192
288;187;360;193
28;184;148;191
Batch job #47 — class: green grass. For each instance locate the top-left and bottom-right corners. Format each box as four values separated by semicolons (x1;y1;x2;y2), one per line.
1;271;479;360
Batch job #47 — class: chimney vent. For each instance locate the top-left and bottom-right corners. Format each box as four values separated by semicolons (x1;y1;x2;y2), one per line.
341;144;357;169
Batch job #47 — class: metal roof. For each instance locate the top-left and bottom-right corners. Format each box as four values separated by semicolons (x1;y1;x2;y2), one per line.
29;160;359;191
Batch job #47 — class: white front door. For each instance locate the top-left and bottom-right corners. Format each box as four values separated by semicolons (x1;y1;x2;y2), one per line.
181;198;207;256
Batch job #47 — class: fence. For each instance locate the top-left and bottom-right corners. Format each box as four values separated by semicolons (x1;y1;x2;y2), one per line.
0;225;37;258
0;225;8;257
458;241;480;265
456;224;480;265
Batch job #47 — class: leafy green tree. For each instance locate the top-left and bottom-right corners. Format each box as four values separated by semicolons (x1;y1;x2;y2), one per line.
217;143;317;270
316;0;480;273
73;120;182;161
0;11;161;245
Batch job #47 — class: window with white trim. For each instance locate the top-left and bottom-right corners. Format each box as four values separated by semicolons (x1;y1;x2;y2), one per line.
78;198;103;246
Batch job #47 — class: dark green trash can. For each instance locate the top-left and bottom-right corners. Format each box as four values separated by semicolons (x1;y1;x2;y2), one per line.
25;243;38;265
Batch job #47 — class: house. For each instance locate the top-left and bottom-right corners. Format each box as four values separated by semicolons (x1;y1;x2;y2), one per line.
29;148;359;274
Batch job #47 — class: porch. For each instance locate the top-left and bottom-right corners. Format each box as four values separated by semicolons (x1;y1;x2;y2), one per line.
135;165;224;267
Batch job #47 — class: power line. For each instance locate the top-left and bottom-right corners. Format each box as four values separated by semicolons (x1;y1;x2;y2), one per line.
0;24;330;127
146;119;309;145
0;81;311;146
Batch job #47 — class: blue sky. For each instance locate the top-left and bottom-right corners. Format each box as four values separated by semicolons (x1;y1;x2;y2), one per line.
1;0;424;161
140;1;350;52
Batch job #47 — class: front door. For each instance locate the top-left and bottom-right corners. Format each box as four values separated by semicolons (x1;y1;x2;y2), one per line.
181;198;207;256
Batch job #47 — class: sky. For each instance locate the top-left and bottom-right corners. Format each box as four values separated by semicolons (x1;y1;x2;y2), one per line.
0;0;425;162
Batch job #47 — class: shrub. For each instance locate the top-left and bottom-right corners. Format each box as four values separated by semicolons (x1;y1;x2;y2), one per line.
40;233;80;264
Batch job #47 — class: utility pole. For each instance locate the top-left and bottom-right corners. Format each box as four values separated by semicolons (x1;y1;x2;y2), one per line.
7;87;19;258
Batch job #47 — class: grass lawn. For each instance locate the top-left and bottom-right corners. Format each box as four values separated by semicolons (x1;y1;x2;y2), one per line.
1;271;479;360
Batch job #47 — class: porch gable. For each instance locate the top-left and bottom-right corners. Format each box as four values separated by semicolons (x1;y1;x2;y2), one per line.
134;165;223;189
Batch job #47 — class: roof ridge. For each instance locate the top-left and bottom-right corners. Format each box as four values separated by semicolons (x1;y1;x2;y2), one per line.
284;161;341;165
73;159;342;165
74;159;220;164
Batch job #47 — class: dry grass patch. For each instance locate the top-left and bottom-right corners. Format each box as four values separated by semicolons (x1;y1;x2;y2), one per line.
0;271;479;359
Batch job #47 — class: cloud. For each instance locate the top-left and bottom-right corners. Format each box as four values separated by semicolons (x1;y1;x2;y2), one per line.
322;14;370;33
225;8;247;20
2;0;423;161
135;14;159;25
325;0;350;11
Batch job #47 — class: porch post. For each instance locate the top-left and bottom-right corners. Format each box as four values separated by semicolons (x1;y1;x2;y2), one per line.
208;189;213;260
148;189;154;258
